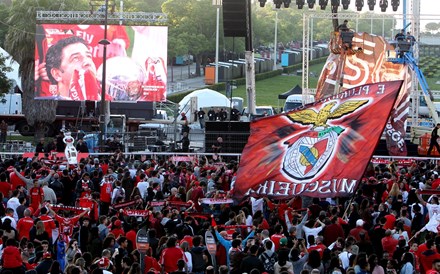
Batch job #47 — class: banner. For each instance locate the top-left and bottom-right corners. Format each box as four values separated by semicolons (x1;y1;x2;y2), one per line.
123;209;150;217
35;24;168;102
233;81;403;199
315;32;409;156
113;198;143;209
199;198;234;205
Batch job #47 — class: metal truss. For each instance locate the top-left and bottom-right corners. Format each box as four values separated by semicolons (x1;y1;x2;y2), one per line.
36;10;167;24
302;11;420;97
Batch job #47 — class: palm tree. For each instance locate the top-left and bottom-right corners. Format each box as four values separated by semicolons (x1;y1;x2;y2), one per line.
4;0;88;142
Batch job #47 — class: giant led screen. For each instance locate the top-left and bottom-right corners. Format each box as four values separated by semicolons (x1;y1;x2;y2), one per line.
35;24;168;102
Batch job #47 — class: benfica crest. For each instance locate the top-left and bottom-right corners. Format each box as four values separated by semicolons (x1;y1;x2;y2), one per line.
282;100;369;181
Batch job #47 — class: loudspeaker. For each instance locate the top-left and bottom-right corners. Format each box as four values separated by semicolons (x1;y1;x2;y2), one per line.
222;0;248;37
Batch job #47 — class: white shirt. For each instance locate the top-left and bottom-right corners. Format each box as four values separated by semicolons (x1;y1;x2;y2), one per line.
303;224;324;241
426;203;440;218
338;250;352;270
6;197;20;221
1;215;16;229
251;197;264;215
137;181;149;199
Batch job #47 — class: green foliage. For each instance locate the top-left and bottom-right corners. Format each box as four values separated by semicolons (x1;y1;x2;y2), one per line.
0;53;12;93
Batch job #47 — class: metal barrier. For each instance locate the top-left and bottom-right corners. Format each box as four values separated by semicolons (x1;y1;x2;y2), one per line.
70;129;250;154
0;151;242;163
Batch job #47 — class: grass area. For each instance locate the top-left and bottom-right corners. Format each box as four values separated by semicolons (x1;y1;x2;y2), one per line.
225;62;325;109
220;61;440;109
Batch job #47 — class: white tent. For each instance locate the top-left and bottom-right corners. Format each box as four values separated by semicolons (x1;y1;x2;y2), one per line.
0;47;21;91
178;88;231;121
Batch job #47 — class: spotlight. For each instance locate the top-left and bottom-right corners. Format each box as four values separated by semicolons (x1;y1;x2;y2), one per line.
391;0;399;11
341;0;350;9
355;0;363;11
283;0;292;8
331;0;340;8
297;0;305;8
274;0;283;8
258;0;267;7
319;0;328;9
379;0;387;11
367;0;375;10
307;0;316;8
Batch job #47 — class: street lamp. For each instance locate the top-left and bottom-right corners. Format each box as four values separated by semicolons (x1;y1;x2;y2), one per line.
273;8;279;71
98;0;110;149
213;0;222;84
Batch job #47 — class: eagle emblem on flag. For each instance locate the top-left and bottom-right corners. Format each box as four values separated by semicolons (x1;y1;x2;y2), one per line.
282;100;369;180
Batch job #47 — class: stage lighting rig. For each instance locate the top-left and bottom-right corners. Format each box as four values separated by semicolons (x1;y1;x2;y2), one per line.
274;0;283;8
283;0;291;7
319;0;328;9
391;0;399;11
258;0;267;7
379;0;387;12
367;0;375;10
297;0;305;8
307;0;316;8
341;0;350;9
355;0;363;11
331;0;340;8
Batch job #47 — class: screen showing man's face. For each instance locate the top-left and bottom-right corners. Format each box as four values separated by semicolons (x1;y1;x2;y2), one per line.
56;42;96;88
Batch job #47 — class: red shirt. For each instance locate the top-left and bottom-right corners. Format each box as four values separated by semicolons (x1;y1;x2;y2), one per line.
126;229;137;249
40;215;56;239
29;187;44;212
432;178;440;190
10;173;25;191
420;250;440;274
180;235;193;249
0;181;11;198
16;217;34;240
349;227;370;242
54;213;81;242
308;243;327;258
270;234;284;251
100;181;113;203
384;214;397;230
159;246;187;273
111;228;125;239
381;236;399;258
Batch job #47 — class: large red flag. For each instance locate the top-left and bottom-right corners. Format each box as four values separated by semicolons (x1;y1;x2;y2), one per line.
233;80;403;200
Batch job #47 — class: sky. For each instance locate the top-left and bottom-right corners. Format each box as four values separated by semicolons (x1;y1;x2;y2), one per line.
348;0;440;31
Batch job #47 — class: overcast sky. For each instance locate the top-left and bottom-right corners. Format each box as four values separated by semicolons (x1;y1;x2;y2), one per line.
348;0;440;30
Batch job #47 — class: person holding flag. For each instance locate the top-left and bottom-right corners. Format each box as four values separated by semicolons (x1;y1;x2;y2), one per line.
46;203;90;243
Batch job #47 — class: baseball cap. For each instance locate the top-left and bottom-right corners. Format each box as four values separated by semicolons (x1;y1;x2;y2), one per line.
114;220;122;227
280;237;288;246
356;219;364;227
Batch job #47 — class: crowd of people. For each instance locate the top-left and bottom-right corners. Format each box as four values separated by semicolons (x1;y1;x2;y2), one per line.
0;150;439;274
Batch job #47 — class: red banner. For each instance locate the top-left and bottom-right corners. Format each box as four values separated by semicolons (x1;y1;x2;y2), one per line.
234;81;403;199
315;32;409;156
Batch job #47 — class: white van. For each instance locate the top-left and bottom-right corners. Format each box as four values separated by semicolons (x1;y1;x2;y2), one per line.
284;94;315;113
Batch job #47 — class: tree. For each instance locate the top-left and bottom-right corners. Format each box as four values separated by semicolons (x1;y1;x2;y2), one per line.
162;0;216;76
4;0;88;141
425;22;440;34
0;53;12;93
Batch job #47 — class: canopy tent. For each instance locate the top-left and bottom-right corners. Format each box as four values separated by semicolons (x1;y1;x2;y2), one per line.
277;84;302;112
278;84;302;99
178;88;231;121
